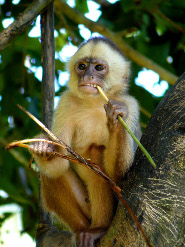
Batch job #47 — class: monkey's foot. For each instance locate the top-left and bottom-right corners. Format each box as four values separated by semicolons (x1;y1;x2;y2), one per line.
75;228;106;247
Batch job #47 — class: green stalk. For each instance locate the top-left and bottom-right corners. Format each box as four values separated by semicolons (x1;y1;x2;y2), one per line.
97;86;156;169
118;116;156;168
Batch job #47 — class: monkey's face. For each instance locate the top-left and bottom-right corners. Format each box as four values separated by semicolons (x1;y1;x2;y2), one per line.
75;58;108;94
68;39;130;96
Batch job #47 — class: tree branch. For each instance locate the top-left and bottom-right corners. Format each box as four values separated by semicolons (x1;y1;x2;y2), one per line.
0;0;53;51
93;0;111;7
35;1;55;236
55;0;178;85
41;2;55;130
149;8;185;34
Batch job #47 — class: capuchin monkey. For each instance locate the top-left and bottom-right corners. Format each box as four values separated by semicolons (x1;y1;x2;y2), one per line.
30;36;141;247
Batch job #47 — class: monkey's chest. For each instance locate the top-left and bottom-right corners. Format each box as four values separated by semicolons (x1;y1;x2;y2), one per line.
72;111;109;155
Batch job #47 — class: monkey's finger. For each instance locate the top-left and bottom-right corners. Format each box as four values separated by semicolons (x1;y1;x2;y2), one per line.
106;101;115;118
77;232;85;247
89;239;94;247
35;142;44;156
29;142;44;157
84;233;89;247
104;104;108;111
114;109;124;119
29;142;37;154
104;103;113;123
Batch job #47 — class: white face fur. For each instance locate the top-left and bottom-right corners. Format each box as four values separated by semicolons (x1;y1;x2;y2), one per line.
67;39;130;96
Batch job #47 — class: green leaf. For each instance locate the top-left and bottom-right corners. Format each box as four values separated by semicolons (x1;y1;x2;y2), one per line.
120;0;136;12
75;0;89;14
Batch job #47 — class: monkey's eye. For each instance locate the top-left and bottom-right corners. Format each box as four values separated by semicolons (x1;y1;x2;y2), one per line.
78;64;86;70
95;65;104;71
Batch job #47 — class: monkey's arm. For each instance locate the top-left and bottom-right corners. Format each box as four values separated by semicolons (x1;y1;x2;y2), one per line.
29;115;74;178
29;136;70;178
104;96;140;182
30;129;92;231
29;94;77;178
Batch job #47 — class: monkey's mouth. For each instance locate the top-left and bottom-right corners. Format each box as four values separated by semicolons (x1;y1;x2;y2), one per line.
79;83;101;94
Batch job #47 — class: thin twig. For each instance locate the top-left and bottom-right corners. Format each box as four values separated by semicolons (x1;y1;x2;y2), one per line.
5;138;66;151
150;8;185;34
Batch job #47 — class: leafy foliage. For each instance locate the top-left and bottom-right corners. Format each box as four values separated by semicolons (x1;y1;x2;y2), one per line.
0;0;185;241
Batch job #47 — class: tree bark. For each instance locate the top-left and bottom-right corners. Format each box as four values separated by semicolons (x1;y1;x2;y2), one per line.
41;3;55;130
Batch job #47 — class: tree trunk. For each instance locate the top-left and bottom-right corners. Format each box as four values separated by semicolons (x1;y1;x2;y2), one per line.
99;72;185;247
35;2;55;245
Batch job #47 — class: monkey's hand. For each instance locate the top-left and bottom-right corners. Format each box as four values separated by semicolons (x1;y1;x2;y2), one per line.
29;135;57;160
75;228;106;247
104;99;128;131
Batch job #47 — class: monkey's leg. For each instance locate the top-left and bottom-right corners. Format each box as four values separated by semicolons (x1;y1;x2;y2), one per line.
76;145;116;229
41;169;91;232
75;167;116;247
86;171;115;229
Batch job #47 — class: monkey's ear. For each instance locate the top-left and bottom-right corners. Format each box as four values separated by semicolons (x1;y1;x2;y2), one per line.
124;76;129;84
125;61;131;82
